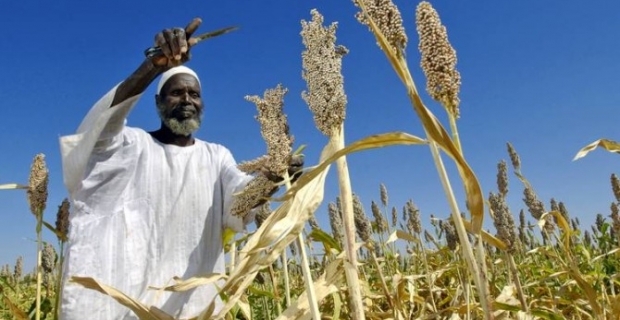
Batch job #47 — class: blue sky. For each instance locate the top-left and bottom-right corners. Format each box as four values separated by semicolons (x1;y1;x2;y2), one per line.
1;0;619;270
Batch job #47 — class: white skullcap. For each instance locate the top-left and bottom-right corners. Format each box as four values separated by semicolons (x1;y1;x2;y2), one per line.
156;66;201;95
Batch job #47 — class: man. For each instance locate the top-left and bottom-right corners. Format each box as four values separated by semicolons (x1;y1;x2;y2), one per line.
59;19;298;319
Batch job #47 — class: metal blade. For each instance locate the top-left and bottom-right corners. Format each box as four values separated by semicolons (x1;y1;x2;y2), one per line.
144;26;239;58
191;26;239;44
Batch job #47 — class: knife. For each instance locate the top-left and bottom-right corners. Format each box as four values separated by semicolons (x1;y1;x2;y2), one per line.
144;26;239;59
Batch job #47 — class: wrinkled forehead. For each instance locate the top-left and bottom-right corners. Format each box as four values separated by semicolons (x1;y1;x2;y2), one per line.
159;74;201;94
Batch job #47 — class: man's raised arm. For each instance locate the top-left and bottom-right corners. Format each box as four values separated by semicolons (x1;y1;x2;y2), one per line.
111;18;202;106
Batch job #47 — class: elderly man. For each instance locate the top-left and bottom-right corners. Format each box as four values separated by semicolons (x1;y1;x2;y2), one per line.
59;19;298;319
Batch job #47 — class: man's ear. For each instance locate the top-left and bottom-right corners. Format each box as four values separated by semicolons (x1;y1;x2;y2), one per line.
155;94;161;105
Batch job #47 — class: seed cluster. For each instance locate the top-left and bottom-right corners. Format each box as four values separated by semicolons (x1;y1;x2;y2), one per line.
41;243;56;274
391;207;398;228
245;84;293;175
371;201;388;233
56;198;70;239
507;143;521;171
238;155;269;174
439;220;457;250
353;194;372;243
611;203;620;236
523;187;554;233
379;183;388;207
405;200;422;235
27;154;49;216
416;1;461;118
14;256;23;281
497;161;509;197
328;201;344;247
231;174;274;218
354;0;408;54
489;192;517;252
611;173;620;202
301;9;348;136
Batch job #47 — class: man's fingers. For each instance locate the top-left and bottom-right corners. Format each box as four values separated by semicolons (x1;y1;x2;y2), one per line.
175;28;189;54
171;28;184;59
161;30;175;59
290;155;304;167
184;18;202;39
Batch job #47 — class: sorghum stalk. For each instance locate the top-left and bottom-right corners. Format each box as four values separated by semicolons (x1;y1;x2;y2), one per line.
356;0;493;309
301;9;364;319
409;2;492;315
489;189;527;311
54;198;69;320
281;251;291;307
505;253;527;311
428;142;492;316
267;264;283;315
332;127;366;320
416;1;462;153
611;203;620;247
284;171;320;319
245;83;305;314
413;231;438;313
28;154;48;320
369;247;396;314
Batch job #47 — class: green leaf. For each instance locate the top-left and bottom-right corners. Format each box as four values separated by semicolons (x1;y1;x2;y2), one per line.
248;285;276;299
0;284;28;320
43;220;67;242
308;228;342;252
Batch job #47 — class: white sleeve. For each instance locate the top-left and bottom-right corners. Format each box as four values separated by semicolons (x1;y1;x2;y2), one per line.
59;84;142;197
219;147;255;233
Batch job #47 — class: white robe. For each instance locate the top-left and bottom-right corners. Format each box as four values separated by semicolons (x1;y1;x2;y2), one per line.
59;85;253;319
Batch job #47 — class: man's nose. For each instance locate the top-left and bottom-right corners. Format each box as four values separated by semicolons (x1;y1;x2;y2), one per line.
180;92;190;102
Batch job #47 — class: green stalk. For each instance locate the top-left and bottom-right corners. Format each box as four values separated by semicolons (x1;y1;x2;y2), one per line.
54;241;65;320
268;264;283;315
331;127;366;320
35;212;42;320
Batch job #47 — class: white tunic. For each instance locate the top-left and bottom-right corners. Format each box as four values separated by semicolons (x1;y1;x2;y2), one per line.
59;86;252;319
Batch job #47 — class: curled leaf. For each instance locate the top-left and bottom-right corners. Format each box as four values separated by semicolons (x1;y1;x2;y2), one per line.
574;138;620;160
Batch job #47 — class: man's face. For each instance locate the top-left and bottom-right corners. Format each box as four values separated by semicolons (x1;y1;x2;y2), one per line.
156;74;204;136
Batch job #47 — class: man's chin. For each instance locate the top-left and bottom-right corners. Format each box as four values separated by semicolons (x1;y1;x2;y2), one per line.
164;118;201;136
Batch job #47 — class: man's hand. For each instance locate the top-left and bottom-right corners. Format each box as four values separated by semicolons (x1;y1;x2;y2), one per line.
287;154;304;183
151;18;202;68
262;155;305;186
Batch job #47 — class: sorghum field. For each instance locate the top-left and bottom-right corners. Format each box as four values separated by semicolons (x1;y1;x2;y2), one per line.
2;1;619;319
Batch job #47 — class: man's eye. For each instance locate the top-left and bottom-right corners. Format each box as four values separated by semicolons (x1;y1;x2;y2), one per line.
191;93;200;98
171;90;182;96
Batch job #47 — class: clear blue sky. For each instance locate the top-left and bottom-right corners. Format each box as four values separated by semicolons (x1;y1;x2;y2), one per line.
2;0;619;270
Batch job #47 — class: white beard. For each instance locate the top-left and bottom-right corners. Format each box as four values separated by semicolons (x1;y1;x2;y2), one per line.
157;103;203;136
